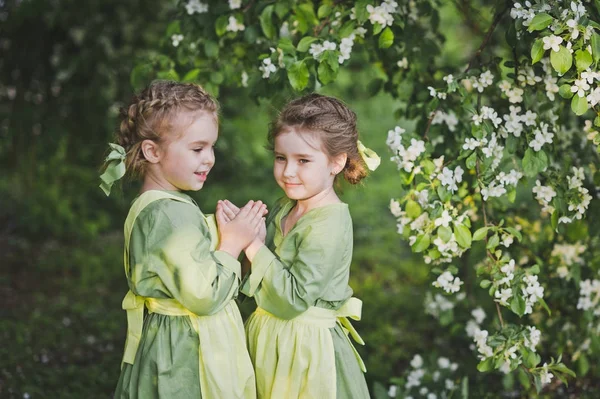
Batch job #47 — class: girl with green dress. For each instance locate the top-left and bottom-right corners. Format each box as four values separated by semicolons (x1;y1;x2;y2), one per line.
100;80;263;399
223;93;380;398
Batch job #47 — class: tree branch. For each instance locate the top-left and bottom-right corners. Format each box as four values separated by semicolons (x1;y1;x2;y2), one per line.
463;1;511;74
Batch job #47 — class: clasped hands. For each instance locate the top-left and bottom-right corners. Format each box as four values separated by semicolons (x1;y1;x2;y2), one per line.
215;199;267;260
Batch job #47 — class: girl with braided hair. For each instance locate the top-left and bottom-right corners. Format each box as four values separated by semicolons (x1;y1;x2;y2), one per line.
219;93;379;398
101;80;260;398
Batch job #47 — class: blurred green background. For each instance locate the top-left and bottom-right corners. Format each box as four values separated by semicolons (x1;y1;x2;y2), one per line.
0;1;519;398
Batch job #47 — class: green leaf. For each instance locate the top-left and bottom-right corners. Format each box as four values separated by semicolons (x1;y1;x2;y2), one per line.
510;294;526;317
552;363;577;378
437;185;451;202
487;233;499;249
528;13;553;31
522;148;548;177
412;233;431;253
317;61;335;85
405;200;422;219
287;61;309;91
204;41;219;58
480;279;491;289
278;38;296;54
466;151;477;170
551;209;559;231
373;22;383;35
538;297;552;316
210;71;224;84
531;39;545;64
477;357;494;372
453;223;472;248
297;37;318;52
575;49;593;71
166;21;181;36
317;4;332;18
550;45;573;75
437;225;452;242
215;15;228;37
260;5;276;39
592;32;600;64
558;84;574;99
157;69;180;81
473;227;489;241
504;227;522;242
571;94;589;116
378;27;394;48
182;68;200;82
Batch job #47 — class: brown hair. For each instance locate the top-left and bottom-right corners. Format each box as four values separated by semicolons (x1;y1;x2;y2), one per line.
112;80;219;179
268;93;368;184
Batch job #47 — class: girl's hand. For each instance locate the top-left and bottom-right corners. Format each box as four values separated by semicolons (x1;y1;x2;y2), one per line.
216;200;266;258
216;200;239;223
244;218;266;262
217;199;268;223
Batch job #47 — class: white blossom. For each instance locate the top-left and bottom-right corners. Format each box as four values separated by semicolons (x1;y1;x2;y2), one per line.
185;0;208;14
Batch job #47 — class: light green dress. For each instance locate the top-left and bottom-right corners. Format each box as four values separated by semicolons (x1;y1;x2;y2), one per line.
241;198;370;399
114;190;255;399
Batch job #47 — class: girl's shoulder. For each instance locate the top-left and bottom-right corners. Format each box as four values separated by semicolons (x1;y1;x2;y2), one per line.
134;191;202;228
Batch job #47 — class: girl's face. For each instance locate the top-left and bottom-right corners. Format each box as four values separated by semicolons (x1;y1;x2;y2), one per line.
273;128;344;202
156;111;218;192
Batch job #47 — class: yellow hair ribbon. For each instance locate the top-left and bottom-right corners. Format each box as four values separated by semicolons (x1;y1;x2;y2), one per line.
357;140;381;171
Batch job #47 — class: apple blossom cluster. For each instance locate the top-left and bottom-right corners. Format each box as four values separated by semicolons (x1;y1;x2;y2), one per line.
171;34;184;47
259;58;277;79
532;167;592;223
473;329;493;359
550;241;586;279
389;354;460;399
467;70;494;93
431;110;458;132
465;307;486;340
366;0;398;28
228;0;242;10
432;271;464;294
480;170;523;202
532;180;556;214
424;291;465;319
387;126;427;173
185;0;208;15
226;16;245;33
577;278;600;316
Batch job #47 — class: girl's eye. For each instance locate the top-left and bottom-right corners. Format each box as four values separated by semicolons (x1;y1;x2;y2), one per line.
193;148;203;152
275;156;285;161
299;159;310;164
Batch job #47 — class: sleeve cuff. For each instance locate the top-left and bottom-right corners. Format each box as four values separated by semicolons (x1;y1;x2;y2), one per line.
213;250;241;279
240;245;276;297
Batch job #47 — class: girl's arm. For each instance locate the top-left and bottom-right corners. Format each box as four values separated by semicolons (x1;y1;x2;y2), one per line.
130;201;244;316
241;210;350;320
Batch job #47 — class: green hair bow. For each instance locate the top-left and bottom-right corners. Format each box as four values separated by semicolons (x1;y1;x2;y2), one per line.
100;143;127;196
357;140;381;171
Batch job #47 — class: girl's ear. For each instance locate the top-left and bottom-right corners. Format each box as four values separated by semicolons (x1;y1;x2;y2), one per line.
332;153;347;175
141;139;162;164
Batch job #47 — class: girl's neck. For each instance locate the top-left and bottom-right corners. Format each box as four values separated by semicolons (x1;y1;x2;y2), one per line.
140;170;179;193
292;187;340;216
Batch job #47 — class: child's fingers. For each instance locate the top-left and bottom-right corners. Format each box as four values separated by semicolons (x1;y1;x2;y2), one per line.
224;199;241;213
247;201;265;222
215;204;228;227
260;204;268;217
221;202;237;220
236;200;255;218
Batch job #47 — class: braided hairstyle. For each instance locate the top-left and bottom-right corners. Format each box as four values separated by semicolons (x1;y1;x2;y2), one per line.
114;80;219;179
268;93;368;184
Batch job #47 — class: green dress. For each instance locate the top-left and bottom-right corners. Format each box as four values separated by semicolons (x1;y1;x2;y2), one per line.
241;198;370;399
114;190;255;399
